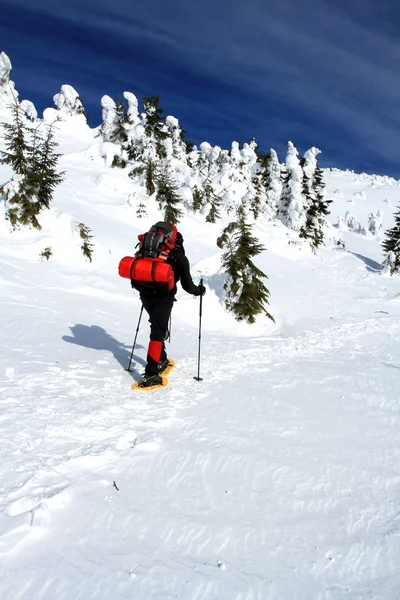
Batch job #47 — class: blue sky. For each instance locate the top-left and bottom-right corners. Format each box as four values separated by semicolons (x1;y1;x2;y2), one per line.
2;0;400;176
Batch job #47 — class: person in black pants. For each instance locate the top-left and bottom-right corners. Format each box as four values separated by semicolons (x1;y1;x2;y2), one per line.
133;231;205;387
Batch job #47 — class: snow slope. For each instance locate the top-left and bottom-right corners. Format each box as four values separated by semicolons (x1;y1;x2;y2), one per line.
1;115;400;600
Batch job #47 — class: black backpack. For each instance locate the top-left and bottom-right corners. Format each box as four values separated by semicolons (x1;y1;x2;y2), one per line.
137;222;178;259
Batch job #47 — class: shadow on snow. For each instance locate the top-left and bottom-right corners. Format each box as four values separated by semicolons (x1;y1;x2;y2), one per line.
347;251;382;273
382;362;400;371
62;324;145;380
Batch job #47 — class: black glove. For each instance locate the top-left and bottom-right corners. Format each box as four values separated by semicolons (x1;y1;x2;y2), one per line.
196;284;206;296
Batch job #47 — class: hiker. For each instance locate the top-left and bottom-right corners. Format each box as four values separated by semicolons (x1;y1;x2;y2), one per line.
130;222;205;388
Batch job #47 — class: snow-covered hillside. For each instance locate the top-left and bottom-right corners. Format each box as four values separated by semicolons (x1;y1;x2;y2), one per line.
1;55;400;600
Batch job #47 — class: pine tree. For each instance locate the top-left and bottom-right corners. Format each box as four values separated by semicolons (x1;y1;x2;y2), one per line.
136;202;147;219
278;141;304;230
299;152;331;251
156;166;183;224
39;247;52;261
204;183;222;223
77;223;94;262
191;186;205;213
35;123;65;210
180;127;194;153
108;98;129;144
145;159;157;196
250;174;263;220
217;204;274;324
143;96;169;159
263;148;282;219
0;106;64;229
382;204;400;275
111;155;126;169
0;103;32;174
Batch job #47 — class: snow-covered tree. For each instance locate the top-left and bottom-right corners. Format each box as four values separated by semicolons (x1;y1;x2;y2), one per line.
249;173;264;220
100;96;118;142
0;52;18;110
145;158;157;196
123;91;140;125
204;182;223;223
217;204;274;324
382;205;400;275
279;141;304;230
99;96;130;148
112;99;131;145
338;211;363;234
367;210;383;236
19;100;37;121
165;116;187;160
299;149;331;251
263;148;282;219
156;166;183;224
53;85;86;118
191;185;205;212
143;95;169;159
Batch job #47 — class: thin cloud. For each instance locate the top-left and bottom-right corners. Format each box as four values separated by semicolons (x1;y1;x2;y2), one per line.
2;0;400;173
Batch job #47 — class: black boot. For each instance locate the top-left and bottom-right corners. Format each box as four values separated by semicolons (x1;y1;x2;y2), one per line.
138;373;163;388
158;358;172;374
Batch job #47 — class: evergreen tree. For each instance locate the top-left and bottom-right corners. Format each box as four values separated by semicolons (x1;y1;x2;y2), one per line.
156;166;183;224
136;202;147;219
143;95;169;159
35;123;65;210
367;210;383;236
111;155;126;169
204;182;222;223
108;98;129;144
165;116;189;160
145;159;157;196
180;126;194;153
0;107;64;229
39;247;52;261
191;186;205;212
0;103;32;174
382;204;400;275
278;141;304;230
299;152;331;251
217;204;274;324
250;173;264;220
263;148;282;219
77;223;94;262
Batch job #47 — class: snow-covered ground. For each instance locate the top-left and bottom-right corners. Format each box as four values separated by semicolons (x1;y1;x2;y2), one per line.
1;115;400;599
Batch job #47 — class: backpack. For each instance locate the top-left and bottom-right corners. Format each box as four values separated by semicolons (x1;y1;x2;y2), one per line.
118;222;178;293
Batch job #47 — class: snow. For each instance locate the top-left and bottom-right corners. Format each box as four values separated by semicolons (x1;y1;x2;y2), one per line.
281;140;305;230
0;51;18;109
303;146;320;180
123;91;140;123
100;95;117;141
53;84;85;118
19;99;37;121
1;102;400;600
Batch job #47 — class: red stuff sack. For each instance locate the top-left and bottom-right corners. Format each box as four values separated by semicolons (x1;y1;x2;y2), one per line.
118;221;178;294
118;256;175;290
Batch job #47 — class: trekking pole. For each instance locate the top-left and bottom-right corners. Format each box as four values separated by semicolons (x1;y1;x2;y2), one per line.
168;314;172;343
194;278;203;381
126;304;144;371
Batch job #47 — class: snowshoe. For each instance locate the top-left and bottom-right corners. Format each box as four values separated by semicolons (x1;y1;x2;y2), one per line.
132;373;167;392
